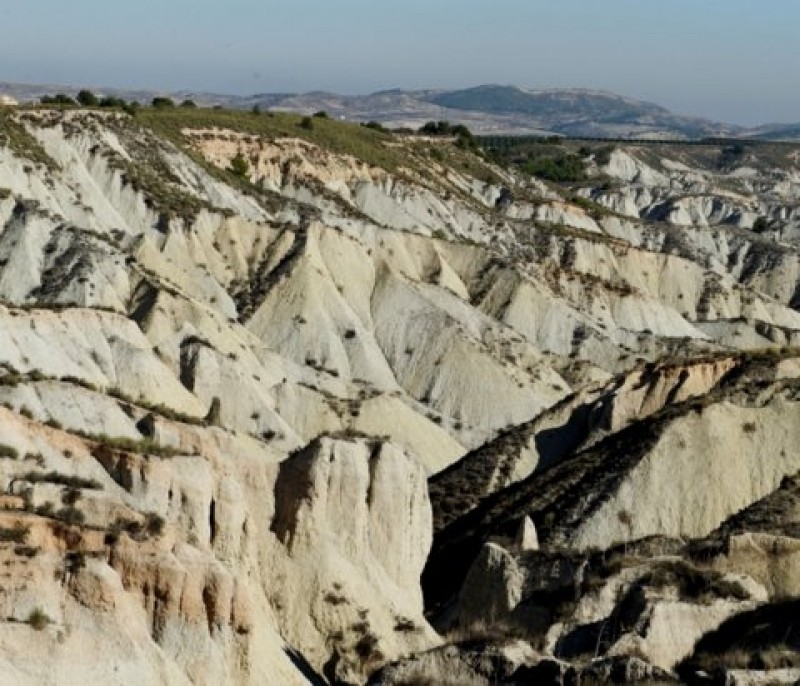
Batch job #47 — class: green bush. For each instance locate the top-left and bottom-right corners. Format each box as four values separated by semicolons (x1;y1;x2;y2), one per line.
524;153;586;182
152;97;175;109
228;152;250;178
76;90;98;107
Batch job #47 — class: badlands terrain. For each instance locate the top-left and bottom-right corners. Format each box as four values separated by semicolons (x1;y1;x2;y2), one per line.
0;102;799;684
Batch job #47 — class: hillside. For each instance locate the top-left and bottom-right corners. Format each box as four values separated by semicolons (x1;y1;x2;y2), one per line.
0;103;800;684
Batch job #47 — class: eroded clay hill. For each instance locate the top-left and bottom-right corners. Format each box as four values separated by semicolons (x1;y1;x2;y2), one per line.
1;105;799;684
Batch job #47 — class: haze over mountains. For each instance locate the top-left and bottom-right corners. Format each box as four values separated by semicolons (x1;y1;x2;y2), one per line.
3;82;800;140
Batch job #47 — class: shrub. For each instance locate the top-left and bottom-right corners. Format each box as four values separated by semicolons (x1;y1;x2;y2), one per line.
524;154;586;182
180;99;197;109
299;116;314;131
99;96;126;109
35;502;54;518
14;545;38;558
55;507;85;526
229;152;250;178
354;632;380;660
76;90;98;107
0;524;29;544
27;607;51;631
40;93;76;106
152;97;175;109
145;512;165;537
393;617;417;633
419;120;452;136
61;487;82;506
0;444;18;459
313;110;329;119
23;471;102;490
323;591;348;606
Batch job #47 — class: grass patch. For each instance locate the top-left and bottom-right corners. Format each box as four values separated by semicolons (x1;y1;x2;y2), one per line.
641;559;749;604
88;433;178;457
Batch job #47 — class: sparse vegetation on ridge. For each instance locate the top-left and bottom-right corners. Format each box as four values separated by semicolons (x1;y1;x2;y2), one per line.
0;109;60;170
133;106;406;174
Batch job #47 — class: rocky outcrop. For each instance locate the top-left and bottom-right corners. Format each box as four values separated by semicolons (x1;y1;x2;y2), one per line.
430;354;738;531
269;436;438;683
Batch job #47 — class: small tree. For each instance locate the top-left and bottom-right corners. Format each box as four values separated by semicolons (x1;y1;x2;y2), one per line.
313;110;329;119
77;90;98;107
251;104;261;115
229;153;250;179
180;99;197;108
152;97;175;109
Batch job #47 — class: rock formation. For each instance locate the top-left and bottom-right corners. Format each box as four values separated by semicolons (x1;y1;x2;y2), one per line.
0;106;799;683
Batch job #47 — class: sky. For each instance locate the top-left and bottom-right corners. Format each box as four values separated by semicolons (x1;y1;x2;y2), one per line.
1;0;798;126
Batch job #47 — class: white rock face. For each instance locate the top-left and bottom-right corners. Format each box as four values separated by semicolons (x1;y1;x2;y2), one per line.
515;516;539;552
269;437;438;682
569;399;800;549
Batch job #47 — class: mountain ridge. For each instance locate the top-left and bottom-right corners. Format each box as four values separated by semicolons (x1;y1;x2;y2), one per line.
3;81;799;140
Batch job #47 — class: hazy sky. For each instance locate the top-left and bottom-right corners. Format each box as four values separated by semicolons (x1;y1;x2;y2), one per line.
1;0;798;125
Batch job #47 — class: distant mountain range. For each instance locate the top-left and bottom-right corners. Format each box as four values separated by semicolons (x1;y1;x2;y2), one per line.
1;82;798;140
